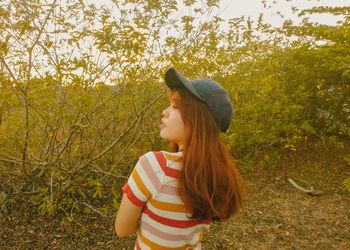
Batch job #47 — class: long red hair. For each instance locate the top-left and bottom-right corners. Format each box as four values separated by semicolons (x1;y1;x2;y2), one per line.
169;88;243;221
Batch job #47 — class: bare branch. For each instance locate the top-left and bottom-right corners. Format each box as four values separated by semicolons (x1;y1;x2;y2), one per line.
69;93;163;175
0;55;17;81
288;178;323;196
81;202;107;217
27;0;58;51
0;153;47;166
92;93;162;162
87;162;128;180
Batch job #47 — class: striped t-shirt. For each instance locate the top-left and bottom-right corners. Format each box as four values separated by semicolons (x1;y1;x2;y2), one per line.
122;151;212;249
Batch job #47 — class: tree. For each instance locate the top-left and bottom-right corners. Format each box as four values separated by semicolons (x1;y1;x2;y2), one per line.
276;4;350;136
0;0;227;216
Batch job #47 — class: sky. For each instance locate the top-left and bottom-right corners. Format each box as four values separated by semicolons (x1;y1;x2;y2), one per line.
91;0;349;29
219;0;349;26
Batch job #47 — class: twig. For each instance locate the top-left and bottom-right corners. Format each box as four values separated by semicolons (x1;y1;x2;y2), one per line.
81;202;107;217
89;166;128;180
0;55;17;81
0;153;47;165
288;178;322;196
50;172;54;204
70;93;163;175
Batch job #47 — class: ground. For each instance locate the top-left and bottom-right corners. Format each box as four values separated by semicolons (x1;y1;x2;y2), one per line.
0;140;349;249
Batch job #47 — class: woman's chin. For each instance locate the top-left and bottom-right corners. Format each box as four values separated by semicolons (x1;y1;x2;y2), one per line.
160;134;172;143
159;131;166;140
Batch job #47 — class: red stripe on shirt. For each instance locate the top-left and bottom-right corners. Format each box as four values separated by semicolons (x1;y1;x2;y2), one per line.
122;183;146;207
143;206;211;228
153;151;181;178
136;237;141;250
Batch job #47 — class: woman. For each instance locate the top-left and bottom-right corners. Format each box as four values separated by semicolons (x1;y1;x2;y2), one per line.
115;68;242;249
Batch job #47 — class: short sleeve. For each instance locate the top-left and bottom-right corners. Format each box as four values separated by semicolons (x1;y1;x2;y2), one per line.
122;152;164;207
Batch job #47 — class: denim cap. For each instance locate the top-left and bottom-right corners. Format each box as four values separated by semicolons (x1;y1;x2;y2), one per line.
164;67;233;133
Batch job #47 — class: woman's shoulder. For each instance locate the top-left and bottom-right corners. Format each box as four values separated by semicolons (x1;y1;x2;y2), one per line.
142;151;183;163
138;151;168;167
141;150;183;160
140;151;183;175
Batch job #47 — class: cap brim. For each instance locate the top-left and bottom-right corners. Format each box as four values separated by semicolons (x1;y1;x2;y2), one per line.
164;68;203;101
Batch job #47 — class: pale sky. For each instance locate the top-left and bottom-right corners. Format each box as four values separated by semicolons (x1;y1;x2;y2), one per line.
219;0;349;26
91;0;349;27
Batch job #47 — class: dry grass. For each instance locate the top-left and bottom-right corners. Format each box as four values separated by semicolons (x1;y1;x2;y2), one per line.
203;140;350;249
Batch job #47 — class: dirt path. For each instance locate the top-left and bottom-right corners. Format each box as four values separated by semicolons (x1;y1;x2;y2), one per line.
1;141;349;249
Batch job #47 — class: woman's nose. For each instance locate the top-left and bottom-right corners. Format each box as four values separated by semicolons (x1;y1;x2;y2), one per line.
162;107;169;117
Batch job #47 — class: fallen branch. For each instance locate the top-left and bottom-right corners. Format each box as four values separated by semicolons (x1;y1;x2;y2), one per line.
288;178;323;196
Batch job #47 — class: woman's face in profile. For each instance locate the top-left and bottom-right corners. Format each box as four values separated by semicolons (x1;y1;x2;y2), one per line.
160;98;186;149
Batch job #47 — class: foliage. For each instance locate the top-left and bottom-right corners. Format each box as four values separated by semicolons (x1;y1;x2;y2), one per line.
0;0;349;217
222;2;350;166
344;178;350;192
0;0;228;217
345;156;350;191
280;5;350;137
